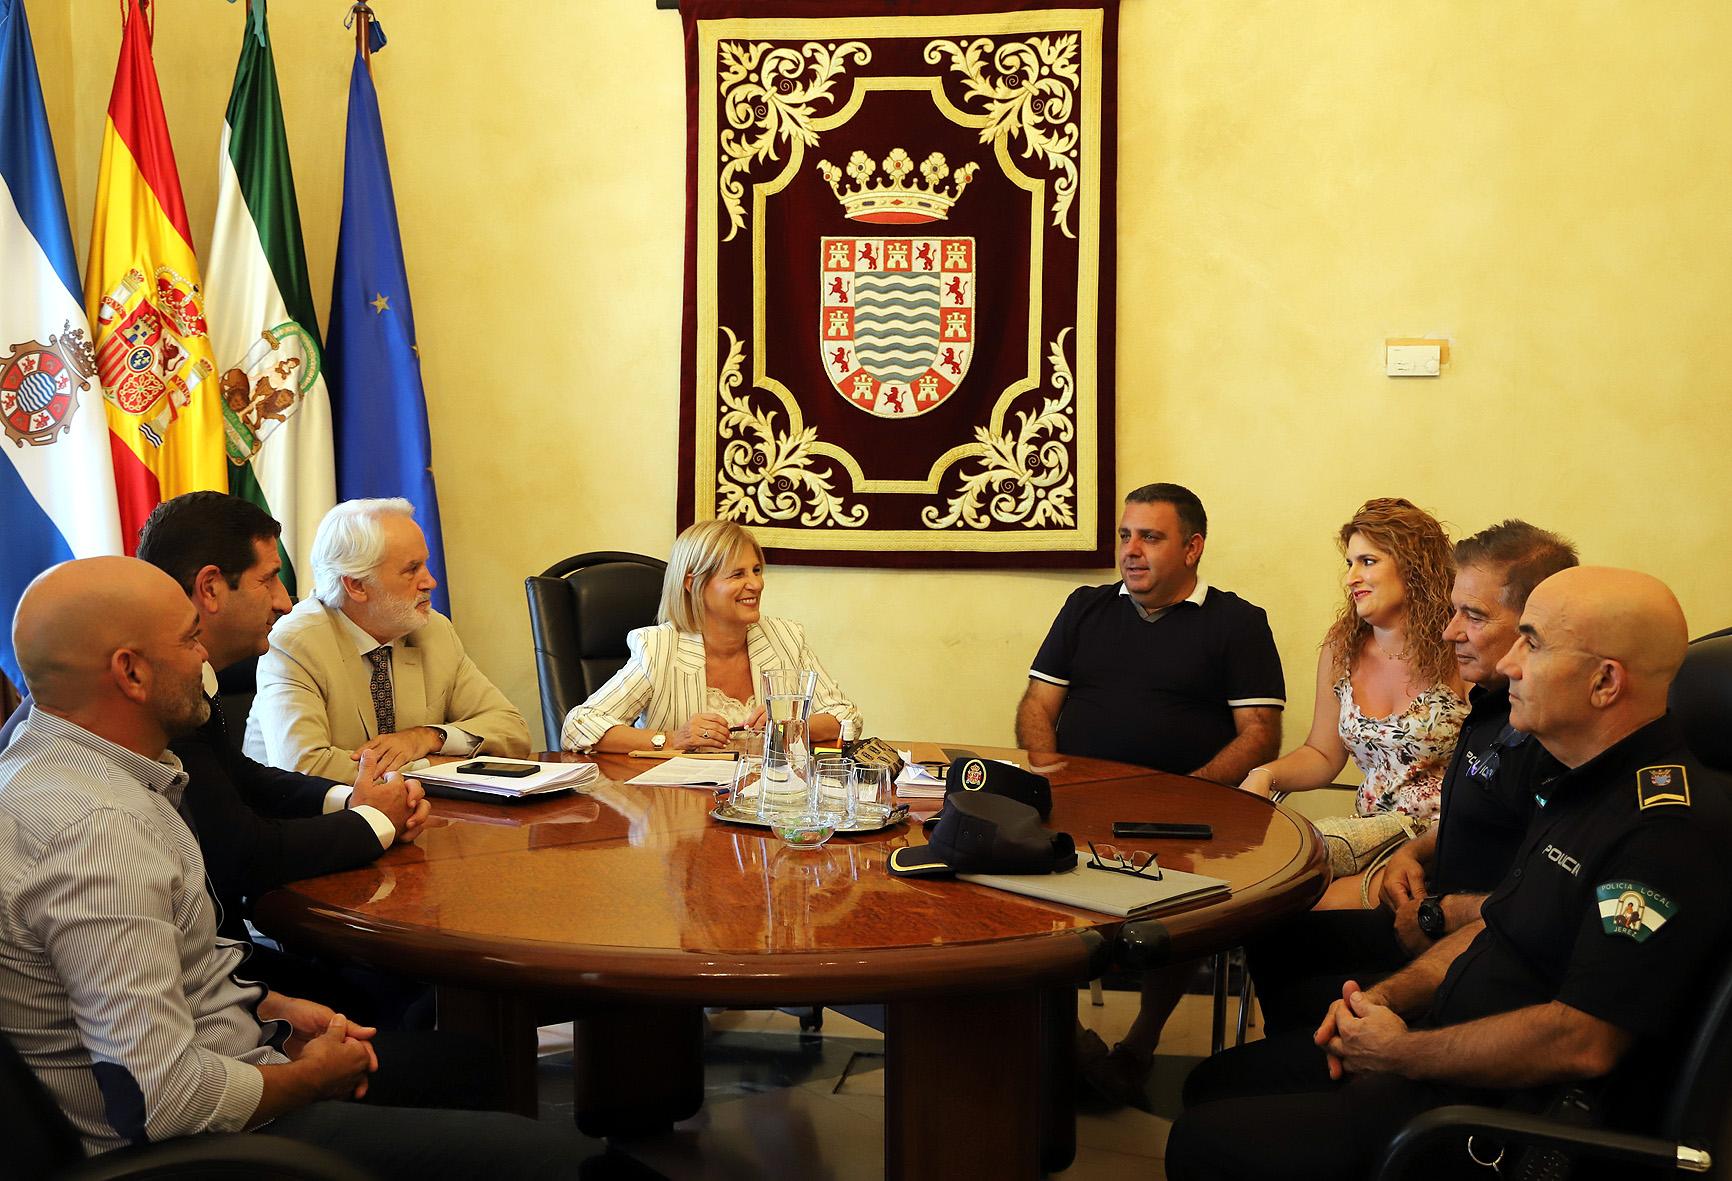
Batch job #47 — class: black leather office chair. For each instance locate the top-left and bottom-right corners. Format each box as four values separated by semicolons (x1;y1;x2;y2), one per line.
1376;952;1732;1178
1670;631;1732;772
1;1029;372;1180
524;551;667;750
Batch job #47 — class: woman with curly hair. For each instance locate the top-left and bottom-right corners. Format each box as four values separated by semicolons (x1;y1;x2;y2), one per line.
1240;498;1467;908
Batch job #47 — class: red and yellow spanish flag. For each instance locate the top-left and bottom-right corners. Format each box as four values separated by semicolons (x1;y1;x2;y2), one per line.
85;0;225;550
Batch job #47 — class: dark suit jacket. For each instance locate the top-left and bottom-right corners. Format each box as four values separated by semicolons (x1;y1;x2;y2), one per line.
3;696;386;942
184;696;388;941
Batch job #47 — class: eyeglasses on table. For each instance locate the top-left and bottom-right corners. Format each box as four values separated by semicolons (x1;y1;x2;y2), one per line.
1086;841;1163;880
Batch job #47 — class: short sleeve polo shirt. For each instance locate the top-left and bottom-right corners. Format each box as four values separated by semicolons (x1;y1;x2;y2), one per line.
1029;581;1285;773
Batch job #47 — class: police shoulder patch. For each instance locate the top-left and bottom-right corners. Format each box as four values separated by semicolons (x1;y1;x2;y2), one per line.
1595;880;1677;942
1637;765;1690;810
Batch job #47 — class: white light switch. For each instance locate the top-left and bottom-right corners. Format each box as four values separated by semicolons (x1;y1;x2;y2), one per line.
1386;344;1441;377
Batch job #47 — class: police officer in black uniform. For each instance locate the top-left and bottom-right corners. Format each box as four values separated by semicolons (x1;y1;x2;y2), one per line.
1248;521;1578;1034
1165;566;1732;1181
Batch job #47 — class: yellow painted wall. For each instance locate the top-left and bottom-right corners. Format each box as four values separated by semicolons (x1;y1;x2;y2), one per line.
33;0;1732;764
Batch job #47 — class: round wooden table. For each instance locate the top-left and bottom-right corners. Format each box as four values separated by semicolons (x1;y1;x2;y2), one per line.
256;743;1326;1180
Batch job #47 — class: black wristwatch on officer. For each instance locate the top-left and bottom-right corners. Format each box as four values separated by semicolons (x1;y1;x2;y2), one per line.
1417;894;1449;940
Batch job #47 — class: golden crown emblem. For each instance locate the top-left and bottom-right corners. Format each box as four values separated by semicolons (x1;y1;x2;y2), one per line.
816;148;979;224
55;323;98;377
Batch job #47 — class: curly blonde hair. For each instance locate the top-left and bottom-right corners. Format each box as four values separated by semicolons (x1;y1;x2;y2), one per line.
1323;498;1457;689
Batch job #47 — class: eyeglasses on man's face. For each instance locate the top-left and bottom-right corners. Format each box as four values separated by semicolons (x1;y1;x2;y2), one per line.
1086;841;1162;880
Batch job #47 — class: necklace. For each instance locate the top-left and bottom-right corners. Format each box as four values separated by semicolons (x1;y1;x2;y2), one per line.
1369;631;1410;663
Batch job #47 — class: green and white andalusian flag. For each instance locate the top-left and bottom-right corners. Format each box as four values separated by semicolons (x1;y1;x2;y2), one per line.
206;2;333;595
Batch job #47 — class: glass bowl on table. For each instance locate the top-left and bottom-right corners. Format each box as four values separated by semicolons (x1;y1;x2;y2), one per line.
771;808;845;850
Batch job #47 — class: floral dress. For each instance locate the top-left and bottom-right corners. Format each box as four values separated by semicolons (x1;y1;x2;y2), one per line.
1334;675;1468;820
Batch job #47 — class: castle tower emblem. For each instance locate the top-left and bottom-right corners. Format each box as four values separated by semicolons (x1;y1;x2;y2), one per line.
816;149;976;419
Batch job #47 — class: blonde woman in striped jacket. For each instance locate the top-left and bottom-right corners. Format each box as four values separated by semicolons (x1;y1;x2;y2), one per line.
560;521;862;754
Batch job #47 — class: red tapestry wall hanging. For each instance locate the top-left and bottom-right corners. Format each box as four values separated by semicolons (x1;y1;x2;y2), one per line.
678;0;1117;567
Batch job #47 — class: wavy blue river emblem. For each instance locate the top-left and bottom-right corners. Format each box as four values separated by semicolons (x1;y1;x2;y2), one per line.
820;236;975;419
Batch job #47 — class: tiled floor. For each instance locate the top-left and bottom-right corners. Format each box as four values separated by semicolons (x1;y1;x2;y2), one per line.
535;985;1262;1179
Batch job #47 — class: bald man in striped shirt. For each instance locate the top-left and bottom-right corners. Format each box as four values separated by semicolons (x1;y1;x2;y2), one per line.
0;558;579;1176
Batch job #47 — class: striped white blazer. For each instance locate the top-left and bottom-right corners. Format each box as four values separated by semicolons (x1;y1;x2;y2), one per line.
560;617;862;750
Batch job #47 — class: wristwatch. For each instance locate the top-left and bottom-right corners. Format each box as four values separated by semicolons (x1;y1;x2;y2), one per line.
1417;894;1448;940
650;731;668;751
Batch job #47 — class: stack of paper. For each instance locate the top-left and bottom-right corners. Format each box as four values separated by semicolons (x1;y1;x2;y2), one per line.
414;759;599;801
894;751;946;798
625;756;740;788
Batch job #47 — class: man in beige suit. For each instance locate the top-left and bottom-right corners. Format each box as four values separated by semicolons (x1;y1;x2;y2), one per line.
245;499;530;782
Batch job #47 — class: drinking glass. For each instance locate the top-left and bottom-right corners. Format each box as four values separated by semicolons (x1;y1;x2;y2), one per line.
813;757;855;826
848;763;892;825
728;754;763;816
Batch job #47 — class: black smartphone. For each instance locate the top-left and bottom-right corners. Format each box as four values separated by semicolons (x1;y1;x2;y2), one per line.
454;760;539;778
1112;822;1213;840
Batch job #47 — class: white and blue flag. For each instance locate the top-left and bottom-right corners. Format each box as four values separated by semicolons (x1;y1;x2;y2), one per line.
0;0;122;685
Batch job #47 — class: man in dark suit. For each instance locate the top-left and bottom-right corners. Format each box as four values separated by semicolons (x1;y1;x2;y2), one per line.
138;493;430;1023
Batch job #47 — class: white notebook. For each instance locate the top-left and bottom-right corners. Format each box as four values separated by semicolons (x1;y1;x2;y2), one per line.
958;863;1229;918
414;758;598;799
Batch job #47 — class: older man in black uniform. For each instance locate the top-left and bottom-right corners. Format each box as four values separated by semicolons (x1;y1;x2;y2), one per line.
1165;566;1732;1181
1246;520;1578;1034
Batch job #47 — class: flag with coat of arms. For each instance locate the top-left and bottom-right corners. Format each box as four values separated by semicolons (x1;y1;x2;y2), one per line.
205;0;335;595
326;8;450;615
85;0;228;552
0;0;123;685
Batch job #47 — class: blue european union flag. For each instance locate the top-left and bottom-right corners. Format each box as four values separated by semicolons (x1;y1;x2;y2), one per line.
325;36;450;616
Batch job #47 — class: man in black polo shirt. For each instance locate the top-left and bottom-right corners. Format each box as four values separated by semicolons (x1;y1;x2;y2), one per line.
1017;483;1283;1104
1165;566;1732;1181
1016;482;1284;778
1248;520;1578;1034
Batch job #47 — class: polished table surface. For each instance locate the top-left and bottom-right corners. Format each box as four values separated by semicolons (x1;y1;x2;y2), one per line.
256;743;1328;1178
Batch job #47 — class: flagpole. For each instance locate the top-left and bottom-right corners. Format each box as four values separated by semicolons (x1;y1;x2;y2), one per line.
351;2;374;74
328;0;451;615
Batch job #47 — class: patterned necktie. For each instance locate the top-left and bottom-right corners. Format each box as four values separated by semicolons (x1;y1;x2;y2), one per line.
367;647;396;735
